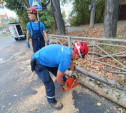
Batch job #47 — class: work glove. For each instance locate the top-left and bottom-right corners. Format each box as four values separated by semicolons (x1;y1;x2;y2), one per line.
26;42;30;48
47;40;49;45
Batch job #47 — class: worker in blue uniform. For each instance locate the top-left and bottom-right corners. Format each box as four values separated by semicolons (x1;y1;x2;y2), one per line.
30;42;88;110
26;8;49;53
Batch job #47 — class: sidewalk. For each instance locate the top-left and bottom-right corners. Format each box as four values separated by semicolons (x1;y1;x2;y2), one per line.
67;21;126;33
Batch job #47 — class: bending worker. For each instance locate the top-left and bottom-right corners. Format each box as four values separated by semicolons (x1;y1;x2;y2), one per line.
26;8;49;53
31;41;88;110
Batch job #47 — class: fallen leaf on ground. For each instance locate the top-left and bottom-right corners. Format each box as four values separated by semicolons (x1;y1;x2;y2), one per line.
97;102;102;106
30;108;35;112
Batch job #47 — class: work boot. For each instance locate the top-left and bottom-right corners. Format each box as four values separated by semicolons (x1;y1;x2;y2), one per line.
49;100;63;110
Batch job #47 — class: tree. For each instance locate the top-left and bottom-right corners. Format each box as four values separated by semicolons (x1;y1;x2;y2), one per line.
69;0;91;26
70;0;105;26
104;0;120;38
51;0;66;35
41;0;66;34
24;0;30;7
3;0;66;34
38;9;55;33
95;0;105;23
3;0;29;29
61;10;66;20
41;0;50;10
89;0;96;28
8;17;18;23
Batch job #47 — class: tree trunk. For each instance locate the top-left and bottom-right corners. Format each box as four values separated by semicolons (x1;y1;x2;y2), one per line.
104;0;119;38
51;0;65;35
90;0;96;28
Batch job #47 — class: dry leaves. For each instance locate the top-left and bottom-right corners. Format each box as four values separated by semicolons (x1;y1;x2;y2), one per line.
67;25;126;85
67;25;126;39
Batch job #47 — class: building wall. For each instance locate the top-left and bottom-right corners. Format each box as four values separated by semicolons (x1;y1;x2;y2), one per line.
119;0;126;20
118;4;126;20
0;5;9;29
120;0;126;5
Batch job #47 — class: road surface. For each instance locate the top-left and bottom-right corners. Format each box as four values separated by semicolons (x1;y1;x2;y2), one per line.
0;36;123;113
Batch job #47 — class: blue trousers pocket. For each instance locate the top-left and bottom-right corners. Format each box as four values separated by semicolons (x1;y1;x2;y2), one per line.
35;64;46;72
35;64;50;82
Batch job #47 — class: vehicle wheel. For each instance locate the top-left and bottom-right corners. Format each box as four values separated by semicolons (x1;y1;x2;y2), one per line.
23;36;26;40
15;38;18;41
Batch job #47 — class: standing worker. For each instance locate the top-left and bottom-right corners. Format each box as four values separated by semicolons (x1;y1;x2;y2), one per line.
31;41;88;110
26;8;49;53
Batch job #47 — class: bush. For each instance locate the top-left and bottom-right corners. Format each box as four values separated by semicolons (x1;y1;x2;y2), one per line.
38;10;55;34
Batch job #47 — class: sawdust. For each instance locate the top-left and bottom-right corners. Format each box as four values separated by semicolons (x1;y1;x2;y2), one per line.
14;51;32;60
9;86;46;113
20;53;32;59
4;46;17;52
28;73;38;82
13;51;24;57
14;51;32;73
18;60;31;72
53;85;92;113
53;91;79;113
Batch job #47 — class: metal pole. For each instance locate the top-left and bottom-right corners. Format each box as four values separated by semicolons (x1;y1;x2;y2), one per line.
68;36;72;47
37;13;39;21
48;34;126;43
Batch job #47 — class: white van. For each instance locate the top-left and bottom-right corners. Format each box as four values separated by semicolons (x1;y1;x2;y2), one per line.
9;22;26;40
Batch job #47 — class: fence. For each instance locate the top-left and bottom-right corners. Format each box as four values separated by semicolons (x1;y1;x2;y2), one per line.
48;34;126;87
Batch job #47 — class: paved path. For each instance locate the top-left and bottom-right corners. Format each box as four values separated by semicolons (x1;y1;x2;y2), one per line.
67;21;126;33
0;36;122;113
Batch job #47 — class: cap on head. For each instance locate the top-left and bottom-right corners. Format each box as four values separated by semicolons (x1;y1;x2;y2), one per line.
27;8;37;16
74;41;88;59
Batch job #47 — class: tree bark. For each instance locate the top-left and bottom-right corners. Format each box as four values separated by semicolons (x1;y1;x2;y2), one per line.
90;0;96;28
104;0;119;38
51;0;66;35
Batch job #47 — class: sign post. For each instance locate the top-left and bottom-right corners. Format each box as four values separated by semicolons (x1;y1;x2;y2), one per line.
29;0;42;21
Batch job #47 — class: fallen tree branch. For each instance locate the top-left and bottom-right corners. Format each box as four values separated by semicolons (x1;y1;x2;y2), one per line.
75;66;123;90
104;69;126;74
88;52;126;58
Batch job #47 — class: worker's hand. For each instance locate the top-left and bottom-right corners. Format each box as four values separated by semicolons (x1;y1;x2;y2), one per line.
26;42;30;48
47;40;49;45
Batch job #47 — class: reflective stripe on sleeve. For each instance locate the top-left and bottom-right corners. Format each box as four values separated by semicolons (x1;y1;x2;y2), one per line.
47;96;55;99
61;46;64;52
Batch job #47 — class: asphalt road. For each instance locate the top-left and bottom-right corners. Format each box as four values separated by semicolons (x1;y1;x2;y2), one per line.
0;36;122;113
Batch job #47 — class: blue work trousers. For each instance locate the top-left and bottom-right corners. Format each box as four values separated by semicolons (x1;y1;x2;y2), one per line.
30;21;45;53
32;39;45;53
35;64;58;103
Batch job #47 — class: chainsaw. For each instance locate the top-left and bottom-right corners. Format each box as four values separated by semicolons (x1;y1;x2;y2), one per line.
61;72;79;92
